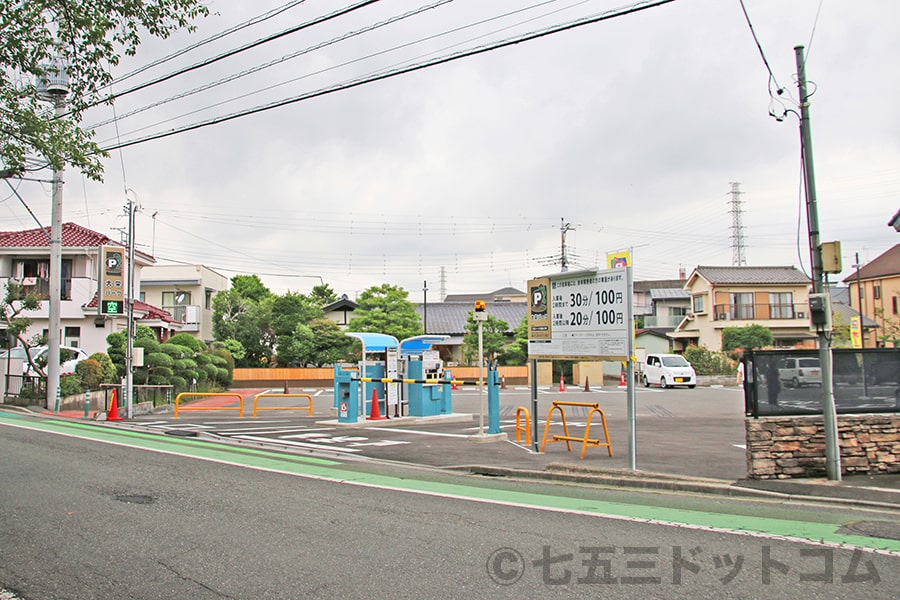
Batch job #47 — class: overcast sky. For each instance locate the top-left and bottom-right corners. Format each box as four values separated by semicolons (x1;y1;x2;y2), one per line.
4;0;898;300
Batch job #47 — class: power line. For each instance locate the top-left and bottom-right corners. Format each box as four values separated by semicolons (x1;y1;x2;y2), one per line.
108;0;310;87
99;0;677;153
87;0;384;111
87;0;454;130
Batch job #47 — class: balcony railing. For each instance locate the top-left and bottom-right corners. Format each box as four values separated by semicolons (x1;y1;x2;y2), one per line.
162;304;201;331
14;277;72;301
713;303;807;322
642;314;688;328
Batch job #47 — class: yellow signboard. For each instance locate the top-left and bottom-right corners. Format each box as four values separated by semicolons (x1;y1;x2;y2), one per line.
99;245;125;315
607;250;631;269
850;315;862;349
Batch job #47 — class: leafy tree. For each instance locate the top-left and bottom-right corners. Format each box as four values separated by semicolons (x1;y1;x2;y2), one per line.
230;275;271;303
308;284;338;307
462;312;510;365
497;315;528;365
722;324;773;353
212;339;245;362
874;307;900;348
166;332;207;353
289;318;356;367
1;1;209;180
346;284;422;341
1;281;45;373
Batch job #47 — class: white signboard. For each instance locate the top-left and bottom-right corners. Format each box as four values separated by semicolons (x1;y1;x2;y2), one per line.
527;267;632;360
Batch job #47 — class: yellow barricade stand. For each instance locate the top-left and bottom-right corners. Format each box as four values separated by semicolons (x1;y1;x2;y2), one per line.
541;400;613;459
515;407;531;445
252;393;314;417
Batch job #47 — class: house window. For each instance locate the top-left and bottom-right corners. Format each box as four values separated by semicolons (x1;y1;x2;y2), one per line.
768;292;794;319
13;258;72;300
893;296;898;315
873;285;881;300
205;289;213;310
731;292;754;320
669;306;688;317
162;291;191;322
64;326;80;348
692;295;705;313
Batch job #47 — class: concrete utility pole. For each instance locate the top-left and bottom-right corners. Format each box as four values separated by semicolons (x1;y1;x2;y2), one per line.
38;57;70;412
795;45;841;481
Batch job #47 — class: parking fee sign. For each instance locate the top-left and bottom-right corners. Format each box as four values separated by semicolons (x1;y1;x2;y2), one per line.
527;267;632;360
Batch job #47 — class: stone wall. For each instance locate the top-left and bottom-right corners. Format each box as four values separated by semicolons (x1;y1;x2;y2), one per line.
746;415;900;479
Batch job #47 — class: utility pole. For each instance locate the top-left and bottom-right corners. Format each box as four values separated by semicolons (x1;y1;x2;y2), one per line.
560;218;573;272
37;57;69;412
795;45;841;481
125;194;137;418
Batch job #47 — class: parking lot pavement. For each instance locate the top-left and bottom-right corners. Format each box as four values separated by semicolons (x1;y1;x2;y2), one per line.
129;385;749;481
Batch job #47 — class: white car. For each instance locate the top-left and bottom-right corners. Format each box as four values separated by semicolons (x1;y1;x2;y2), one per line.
24;345;89;376
778;357;821;388
642;353;696;389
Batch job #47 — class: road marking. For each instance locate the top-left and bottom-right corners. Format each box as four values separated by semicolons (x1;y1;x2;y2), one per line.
2;412;897;557
362;426;470;439
232;434;362;453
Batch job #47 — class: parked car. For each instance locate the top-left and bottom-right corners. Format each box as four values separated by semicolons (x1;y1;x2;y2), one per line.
641;353;696;388
778;357;821;388
24;345;89;376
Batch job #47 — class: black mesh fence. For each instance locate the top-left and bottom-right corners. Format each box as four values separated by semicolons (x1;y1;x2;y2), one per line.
744;348;900;417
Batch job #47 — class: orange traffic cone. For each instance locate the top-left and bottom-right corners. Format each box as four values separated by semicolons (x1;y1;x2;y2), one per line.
367;388;385;421
452;380;458;391
559;375;566;392
619;370;627;386
107;388;122;421
583;376;590;392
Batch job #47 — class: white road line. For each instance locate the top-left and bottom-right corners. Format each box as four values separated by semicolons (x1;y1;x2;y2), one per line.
218;427;335;435
231;434;361;453
361;427;470;439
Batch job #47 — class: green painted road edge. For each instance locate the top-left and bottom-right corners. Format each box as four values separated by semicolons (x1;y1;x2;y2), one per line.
2;410;898;555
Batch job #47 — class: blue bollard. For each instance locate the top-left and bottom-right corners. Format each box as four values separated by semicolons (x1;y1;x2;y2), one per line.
487;367;501;434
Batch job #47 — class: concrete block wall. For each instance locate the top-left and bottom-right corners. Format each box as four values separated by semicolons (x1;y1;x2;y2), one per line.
746;415;900;479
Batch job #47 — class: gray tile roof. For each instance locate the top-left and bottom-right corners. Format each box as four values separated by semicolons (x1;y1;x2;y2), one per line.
442;287;525;302
694;266;811;285
650;288;690;300
633;279;687;293
417;302;526;335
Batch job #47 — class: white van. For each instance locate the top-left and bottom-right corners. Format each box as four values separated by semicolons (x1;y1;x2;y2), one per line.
642;353;696;389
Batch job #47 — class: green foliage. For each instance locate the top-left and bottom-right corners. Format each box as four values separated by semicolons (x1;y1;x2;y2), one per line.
165;333;207;353
308;284;338;307
213;339;244;362
721;324;774;353
462;312;511;364
683;345;734;375
346;284;422;341
497;315;528;365
1;1;209;180
88;352;117;384
59;374;83;397
74;358;104;390
287;318;356;367
0;281;43;352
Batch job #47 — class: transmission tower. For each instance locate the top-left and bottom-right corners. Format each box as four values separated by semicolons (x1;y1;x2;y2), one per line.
729;182;747;266
439;266;447;301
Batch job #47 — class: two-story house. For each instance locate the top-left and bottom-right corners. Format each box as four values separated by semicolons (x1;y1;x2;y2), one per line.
140;264;229;344
842;243;900;347
669;266;816;351
633;279;691;329
0;223;180;355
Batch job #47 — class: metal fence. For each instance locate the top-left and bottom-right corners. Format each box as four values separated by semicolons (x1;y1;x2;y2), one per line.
743;348;900;418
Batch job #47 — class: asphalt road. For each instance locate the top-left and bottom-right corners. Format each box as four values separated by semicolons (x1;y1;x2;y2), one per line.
1;413;898;599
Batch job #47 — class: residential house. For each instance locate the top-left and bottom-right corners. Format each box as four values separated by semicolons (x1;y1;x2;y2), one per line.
842;244;900;347
323;294;359;329
633;279;691;329
0;222;181;356
829;286;879;346
670;266;816;351
415;301;527;364
140;264;229;344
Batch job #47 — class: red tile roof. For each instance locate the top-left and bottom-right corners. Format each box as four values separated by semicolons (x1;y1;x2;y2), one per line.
0;222;112;248
84;295;177;323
